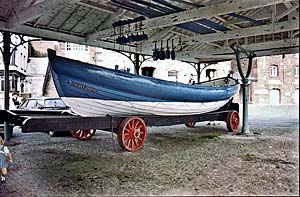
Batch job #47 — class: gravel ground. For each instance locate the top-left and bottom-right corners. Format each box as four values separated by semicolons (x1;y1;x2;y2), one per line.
0;105;299;196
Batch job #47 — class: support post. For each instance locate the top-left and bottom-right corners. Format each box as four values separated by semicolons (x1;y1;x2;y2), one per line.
3;31;11;141
241;80;250;133
230;45;256;134
197;62;200;83
134;53;140;75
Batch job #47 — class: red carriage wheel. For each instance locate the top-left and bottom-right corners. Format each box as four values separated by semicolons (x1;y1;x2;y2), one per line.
226;111;240;132
117;117;147;152
71;129;96;140
185;122;196;128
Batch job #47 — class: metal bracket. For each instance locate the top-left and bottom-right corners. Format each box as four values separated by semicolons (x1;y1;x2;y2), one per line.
230;44;256;85
118;51;151;75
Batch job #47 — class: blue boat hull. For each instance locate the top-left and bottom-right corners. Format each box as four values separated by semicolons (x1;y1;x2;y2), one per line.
48;49;239;117
48;50;239;103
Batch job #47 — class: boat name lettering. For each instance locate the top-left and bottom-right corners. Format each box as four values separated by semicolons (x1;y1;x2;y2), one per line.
69;81;96;92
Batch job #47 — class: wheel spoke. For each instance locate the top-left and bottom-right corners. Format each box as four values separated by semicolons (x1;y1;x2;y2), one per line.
126;124;130;130
83;131;87;138
136;125;143;130
134;121;139;128
90;130;95;135
124;128;130;133
124;137;130;144
71;129;96;140
131;120;135;130
128;139;133;149
124;135;130;141
131;139;136;149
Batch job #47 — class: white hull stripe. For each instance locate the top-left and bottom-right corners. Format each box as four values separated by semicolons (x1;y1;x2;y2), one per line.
62;97;229;117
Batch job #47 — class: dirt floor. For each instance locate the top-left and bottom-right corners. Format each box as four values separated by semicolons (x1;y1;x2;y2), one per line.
0;105;299;196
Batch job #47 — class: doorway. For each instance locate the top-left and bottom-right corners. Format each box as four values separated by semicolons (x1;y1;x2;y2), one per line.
294;89;299;104
269;89;280;105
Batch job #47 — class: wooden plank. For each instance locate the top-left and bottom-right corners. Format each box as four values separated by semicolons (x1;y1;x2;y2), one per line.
87;0;293;40
175;19;299;45
178;39;299;63
142;19;299;53
178;38;300;59
276;2;299;20
5;0;81;29
0;22;137;54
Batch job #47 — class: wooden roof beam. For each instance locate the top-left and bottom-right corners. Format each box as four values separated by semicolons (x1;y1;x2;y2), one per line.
0;22;136;54
141;19;299;53
5;0;81;29
183;19;299;45
276;2;299;20
224;8;272;26
177;38;299;59
95;9;127;31
180;45;299;63
77;0;118;14
15;0;32;12
87;0;293;40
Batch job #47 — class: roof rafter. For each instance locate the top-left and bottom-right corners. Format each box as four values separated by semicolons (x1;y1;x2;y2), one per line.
186;47;299;63
5;0;81;29
142;19;299;52
178;38;299;59
87;0;294;40
276;1;299;20
77;0;118;14
15;0;32;12
184;19;299;44
0;21;136;54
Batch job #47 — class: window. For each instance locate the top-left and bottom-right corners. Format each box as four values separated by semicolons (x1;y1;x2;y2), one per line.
66;43;71;51
45;99;66;108
270;65;278;77
168;70;178;77
141;67;155;77
168;70;178;82
65;43;86;51
11;50;16;65
73;44;82;51
26;100;39;109
295;66;299;77
23;55;26;68
0;80;4;91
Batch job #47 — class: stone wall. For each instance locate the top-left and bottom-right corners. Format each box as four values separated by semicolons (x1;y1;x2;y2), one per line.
232;54;299;105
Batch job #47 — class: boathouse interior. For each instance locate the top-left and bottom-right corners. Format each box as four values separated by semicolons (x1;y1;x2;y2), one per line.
0;0;298;64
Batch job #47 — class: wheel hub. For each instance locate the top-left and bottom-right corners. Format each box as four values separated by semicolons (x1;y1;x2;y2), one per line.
133;129;140;138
